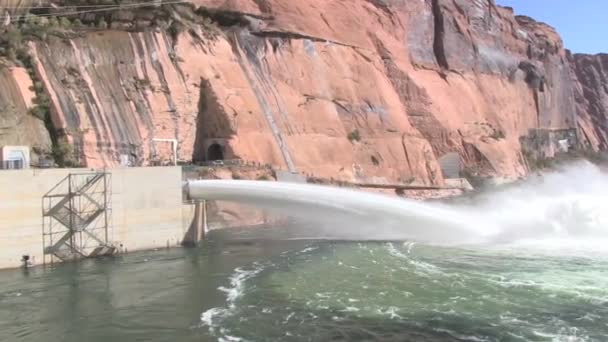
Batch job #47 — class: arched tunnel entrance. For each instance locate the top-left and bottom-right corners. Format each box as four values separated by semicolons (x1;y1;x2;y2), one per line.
207;143;224;161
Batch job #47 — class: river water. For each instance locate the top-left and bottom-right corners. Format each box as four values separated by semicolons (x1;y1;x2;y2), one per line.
2;240;608;342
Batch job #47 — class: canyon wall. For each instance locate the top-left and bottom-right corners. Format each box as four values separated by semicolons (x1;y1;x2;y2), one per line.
0;60;51;162
0;0;606;183
571;53;608;151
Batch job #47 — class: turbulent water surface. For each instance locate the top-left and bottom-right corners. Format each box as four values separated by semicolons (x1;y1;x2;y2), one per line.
3;162;608;341
1;240;608;342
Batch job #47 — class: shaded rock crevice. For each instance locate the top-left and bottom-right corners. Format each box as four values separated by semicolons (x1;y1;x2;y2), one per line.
462;141;496;176
431;0;450;69
518;61;546;128
192;77;236;163
571;53;608;150
400;133;414;173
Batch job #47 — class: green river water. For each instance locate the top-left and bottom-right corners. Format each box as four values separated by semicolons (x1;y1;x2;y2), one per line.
1;240;607;342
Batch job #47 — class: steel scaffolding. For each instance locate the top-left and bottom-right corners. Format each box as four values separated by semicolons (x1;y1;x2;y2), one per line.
42;172;115;264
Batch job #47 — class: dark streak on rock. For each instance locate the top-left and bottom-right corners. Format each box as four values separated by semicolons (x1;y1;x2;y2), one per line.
431;0;450;70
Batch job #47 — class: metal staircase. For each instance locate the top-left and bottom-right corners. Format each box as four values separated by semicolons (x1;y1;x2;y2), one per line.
42;172;115;264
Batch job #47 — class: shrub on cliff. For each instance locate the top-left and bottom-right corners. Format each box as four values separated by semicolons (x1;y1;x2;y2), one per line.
28;103;49;121
168;21;185;41
490;129;506;140
0;27;23;61
53;139;79;168
59;17;72;29
347;129;361;143
48;17;60;28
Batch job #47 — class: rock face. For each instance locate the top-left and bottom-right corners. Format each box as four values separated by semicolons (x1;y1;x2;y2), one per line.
0;61;52;160
1;0;606;182
570;53;608;150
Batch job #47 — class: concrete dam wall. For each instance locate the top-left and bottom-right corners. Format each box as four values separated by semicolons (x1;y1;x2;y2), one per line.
0;165;293;269
0;166;187;269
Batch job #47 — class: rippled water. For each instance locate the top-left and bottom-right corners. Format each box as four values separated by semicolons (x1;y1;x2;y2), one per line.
0;241;307;342
3;240;608;342
202;242;608;342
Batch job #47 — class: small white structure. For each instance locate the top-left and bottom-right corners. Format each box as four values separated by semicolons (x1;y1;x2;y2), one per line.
276;170;306;183
0;146;30;170
119;154;131;167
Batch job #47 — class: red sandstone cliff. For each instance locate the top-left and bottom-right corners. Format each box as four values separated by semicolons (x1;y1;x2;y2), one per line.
0;0;605;183
570;53;608;151
0;61;52;161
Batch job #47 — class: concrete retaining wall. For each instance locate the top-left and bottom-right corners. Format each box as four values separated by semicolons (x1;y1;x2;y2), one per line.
0;167;186;269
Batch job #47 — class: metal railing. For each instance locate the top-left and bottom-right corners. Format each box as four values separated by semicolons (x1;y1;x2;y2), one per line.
1;160;25;170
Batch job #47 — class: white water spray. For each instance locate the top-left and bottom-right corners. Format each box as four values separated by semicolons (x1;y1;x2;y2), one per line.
457;161;608;254
186;161;608;251
187;177;481;244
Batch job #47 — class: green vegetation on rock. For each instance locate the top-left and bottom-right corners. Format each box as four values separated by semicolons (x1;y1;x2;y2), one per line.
52;138;79;168
347;129;361;143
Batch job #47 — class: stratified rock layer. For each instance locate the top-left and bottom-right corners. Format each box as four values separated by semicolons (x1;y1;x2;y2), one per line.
5;0;606;183
0;60;51;159
571;53;608;150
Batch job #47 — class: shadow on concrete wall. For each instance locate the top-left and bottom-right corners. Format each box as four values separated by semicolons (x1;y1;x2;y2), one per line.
182;202;205;247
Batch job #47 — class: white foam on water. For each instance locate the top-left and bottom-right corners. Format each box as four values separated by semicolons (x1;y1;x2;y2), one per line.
377;306;402;320
218;328;247;342
404;241;416;254
283;312;295;323
533;328;590;342
386;243;442;276
386;243;409;259
575;313;601;322
200;307;228;332
200;262;267;338
434;328;490;342
297;246;319;254
218;263;265;306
